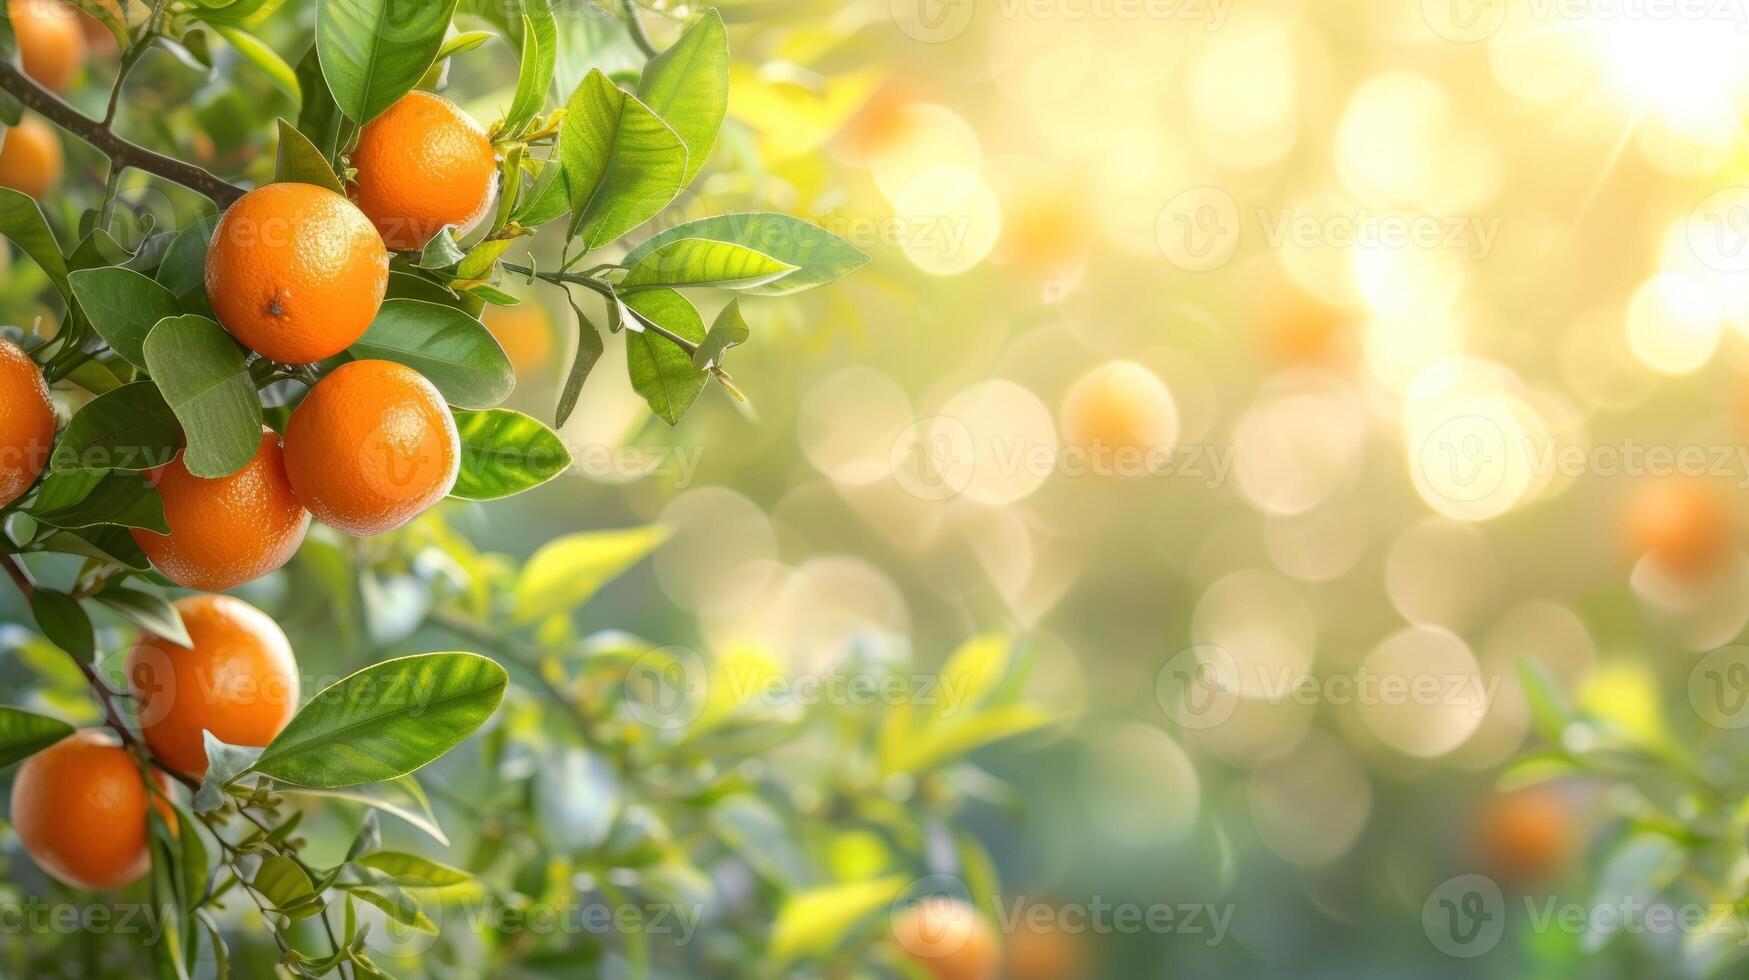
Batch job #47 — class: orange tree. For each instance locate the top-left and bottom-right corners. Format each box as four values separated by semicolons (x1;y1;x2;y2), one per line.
0;1;1064;978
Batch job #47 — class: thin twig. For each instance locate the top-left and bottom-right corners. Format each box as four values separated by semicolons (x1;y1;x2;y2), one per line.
0;61;243;206
621;0;660;59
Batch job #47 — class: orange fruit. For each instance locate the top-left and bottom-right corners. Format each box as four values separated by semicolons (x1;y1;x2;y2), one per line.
9;0;86;92
0;115;64;199
1059;361;1180;468
0;338;54;507
892;898;1000;980
1627;476;1733;578
131;427;310;591
127;594;300;777
205;182;390;365
282;360;460;536
9;729;173;890
1259;290;1347;364
1003;915;1087;980
1473;787;1575;884
484;301;555;380
350;91;497;252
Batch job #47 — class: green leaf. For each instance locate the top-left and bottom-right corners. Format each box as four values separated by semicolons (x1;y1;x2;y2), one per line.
623;213;869;297
770;877;910;963
155;216;221;299
512;525;669;623
193;732;264;813
142;316;264;479
509;155;571;227
693;299;750;371
317;0;461;124
417;228;467;270
252;653;508;789
35;526;151;570
386;271;458;304
175;804;209;913
623;289;706;425
295;46;346;162
451;409;571;500
560;70;687;250
30;469;167;532
349;299;514;410
349;884;435;933
621;238;795;292
635;9;727;188
285;777;448;845
213;24;301;102
51;382;182;472
274;119;344;193
502;1;556;137
95;585;192;648
29;590;94;659
0;187;69;300
68;268;182;370
253;856;323;918
0;707;74;769
353;851;470;887
435;29;495;61
554;295;604;428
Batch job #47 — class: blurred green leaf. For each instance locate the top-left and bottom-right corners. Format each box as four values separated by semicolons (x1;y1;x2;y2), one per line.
252;653;508;788
512;525;669;623
287;776;449;845
353;851;470;887
623;213;869;297
0;188;68;300
769;876;909;963
213;24;301;102
502;0;556;137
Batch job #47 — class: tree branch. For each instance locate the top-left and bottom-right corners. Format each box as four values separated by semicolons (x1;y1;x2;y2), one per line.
0;61;244;207
622;0;660;59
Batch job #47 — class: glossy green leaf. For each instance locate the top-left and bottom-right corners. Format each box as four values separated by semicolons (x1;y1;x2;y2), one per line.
624;289;706;425
29;590;94;659
349;299;514;410
503;0;556;137
512;525;669;623
451;409;571;500
95;585;192;648
560;70;687;250
317;0;460;123
193;733;264;813
0;706;74;769
274;118;344;193
621;237;795;292
253;856;323;918
142;316;262;478
30;469;167;532
0;187;69;299
154;215;220;298
252;653;508;788
693;299;750;371
51;382;182;472
35;525;151;570
68;268;181;370
623;213;869;297
635;9;728;188
286;777;448;845
353;851;470;887
213;24;301;102
554;296;603;428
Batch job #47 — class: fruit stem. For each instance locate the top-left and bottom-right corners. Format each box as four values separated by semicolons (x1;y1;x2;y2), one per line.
0;60;245;207
622;0;660;59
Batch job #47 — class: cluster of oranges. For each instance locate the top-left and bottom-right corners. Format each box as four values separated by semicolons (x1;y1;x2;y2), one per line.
12;593;298;889
1;26;502;888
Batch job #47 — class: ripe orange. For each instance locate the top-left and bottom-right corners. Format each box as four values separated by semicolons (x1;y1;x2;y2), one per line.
9;729;173;890
0;115;64;199
127;594;300;777
891;898;1000;980
282;359;460;535
131;427;310;591
205;182;389;365
350;91;497;251
1003;915;1087;980
0;338;54;507
1473;787;1575;884
1059;361;1180;466
9;0;86;92
484;301;555;380
1627;476;1733;578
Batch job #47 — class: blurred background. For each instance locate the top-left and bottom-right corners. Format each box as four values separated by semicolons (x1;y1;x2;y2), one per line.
15;0;1749;976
